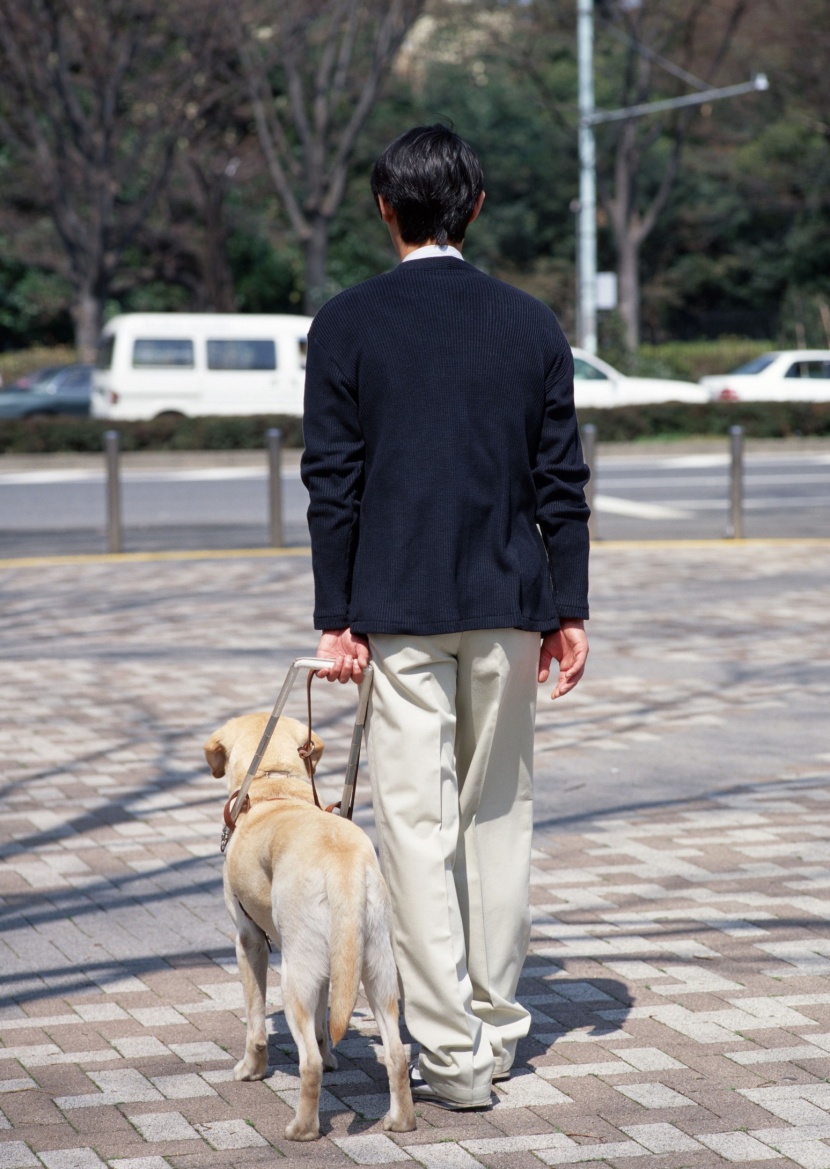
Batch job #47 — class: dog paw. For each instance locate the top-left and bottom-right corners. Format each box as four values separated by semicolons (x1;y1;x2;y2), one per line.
284;1119;320;1141
234;1057;267;1081
323;1051;339;1071
383;1108;417;1133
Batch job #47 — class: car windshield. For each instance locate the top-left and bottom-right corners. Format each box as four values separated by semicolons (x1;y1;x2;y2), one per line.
23;367;62;389
574;357;609;381
729;355;777;375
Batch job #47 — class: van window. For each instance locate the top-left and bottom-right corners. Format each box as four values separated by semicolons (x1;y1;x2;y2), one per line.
298;338;308;368
133;339;195;368
207;339;276;371
97;336;115;370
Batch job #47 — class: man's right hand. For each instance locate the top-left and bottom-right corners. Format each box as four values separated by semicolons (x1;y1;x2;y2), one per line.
315;629;371;684
538;620;589;699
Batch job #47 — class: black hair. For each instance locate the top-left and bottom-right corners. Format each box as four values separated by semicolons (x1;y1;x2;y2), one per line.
370;124;484;246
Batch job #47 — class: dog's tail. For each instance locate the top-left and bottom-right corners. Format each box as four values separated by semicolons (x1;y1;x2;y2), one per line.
328;866;366;1046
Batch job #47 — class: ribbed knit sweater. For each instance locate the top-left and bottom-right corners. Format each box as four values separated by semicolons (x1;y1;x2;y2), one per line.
301;256;590;636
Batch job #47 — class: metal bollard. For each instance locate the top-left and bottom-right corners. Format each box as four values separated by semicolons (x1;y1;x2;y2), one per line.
266;427;284;548
104;430;122;554
726;425;744;539
581;422;597;542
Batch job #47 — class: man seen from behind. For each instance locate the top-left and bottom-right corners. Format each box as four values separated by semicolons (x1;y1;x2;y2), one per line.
301;125;590;1111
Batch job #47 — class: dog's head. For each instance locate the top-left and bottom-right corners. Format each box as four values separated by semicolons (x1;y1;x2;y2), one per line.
204;712;324;793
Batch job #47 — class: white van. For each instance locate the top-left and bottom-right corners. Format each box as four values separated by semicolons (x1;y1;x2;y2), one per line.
91;312;314;420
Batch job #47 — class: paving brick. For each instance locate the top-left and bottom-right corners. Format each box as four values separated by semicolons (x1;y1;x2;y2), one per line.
194;1119;268;1149
333;1135;413;1163
401;1144;482;1169
620;1122;701;1153
38;1151;109;1169
533;1139;648;1163
696;1132;782;1161
150;1074;216;1099
124;1111;203;1142
108;1159;172;1169
168;1043;231;1063
613;1083;697;1109
0;1143;40;1169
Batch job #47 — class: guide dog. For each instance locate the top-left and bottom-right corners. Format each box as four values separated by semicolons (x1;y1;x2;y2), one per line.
204;712;415;1141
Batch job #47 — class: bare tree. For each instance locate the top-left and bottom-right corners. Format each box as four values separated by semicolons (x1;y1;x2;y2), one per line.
0;0;222;360
595;0;751;349
232;0;427;314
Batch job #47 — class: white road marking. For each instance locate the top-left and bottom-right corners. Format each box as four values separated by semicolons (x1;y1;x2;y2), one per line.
603;493;830;512
0;470;103;485
599;473;830;488
661;454;729;468
595;494;693;520
0;467;304;486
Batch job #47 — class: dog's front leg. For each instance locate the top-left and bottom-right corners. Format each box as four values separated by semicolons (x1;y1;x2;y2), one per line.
234;925;269;1081
282;964;323;1141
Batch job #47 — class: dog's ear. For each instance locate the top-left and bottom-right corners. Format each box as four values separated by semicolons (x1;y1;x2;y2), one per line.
309;731;324;768
204;731;227;778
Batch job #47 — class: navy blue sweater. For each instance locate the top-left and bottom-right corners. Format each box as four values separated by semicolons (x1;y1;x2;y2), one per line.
301;257;590;636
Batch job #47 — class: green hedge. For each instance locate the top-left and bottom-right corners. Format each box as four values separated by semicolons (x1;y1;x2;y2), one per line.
1;402;829;455
577;400;830;441
624;339;772;381
0;414;305;454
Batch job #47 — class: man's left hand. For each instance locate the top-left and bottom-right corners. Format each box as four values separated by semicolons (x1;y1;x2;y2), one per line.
538;619;589;699
315;629;371;684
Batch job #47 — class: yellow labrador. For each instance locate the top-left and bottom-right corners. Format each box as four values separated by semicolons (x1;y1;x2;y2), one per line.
204;712;415;1141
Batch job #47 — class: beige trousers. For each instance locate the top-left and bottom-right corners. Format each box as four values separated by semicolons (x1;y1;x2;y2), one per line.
366;629;539;1106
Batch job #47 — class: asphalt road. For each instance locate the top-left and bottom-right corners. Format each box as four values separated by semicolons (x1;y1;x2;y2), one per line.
1;448;828;557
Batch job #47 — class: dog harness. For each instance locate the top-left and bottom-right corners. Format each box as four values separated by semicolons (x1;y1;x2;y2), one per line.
219;658;372;854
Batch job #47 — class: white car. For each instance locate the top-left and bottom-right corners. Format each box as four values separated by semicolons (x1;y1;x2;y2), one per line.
700;350;830;402
572;349;708;408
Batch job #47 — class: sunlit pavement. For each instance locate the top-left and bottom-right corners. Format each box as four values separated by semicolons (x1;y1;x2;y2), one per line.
1;541;830;1168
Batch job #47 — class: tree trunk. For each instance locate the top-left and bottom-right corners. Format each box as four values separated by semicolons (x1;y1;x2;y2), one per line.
617;231;641;353
202;199;237;313
71;290;104;363
190;161;237;312
303;215;330;316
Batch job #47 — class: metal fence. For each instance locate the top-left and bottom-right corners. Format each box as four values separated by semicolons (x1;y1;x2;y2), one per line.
97;425;752;554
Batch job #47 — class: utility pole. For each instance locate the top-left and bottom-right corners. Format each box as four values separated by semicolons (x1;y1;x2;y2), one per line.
577;0;598;355
575;0;768;355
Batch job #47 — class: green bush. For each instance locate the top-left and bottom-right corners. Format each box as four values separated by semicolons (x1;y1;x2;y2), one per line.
0;345;77;386
577;400;830;441
601;339;774;382
2;402;830;455
635;340;775;382
0;414;305;455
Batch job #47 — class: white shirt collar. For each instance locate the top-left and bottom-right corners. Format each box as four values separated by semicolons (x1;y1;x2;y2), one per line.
402;243;465;262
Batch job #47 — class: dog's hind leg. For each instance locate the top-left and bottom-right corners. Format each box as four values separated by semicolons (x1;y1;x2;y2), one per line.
234;924;270;1081
362;879;416;1133
282;960;324;1141
362;963;415;1132
315;980;338;1071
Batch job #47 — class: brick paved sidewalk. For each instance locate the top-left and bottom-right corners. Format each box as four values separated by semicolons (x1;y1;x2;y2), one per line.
2;545;830;1169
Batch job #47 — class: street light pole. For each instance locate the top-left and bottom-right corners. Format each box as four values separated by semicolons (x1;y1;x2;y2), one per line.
577;0;598;356
587;74;769;126
575;0;768;358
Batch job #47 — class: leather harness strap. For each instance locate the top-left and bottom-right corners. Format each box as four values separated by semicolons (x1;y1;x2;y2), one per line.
297;670;324;811
220;667;364;853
